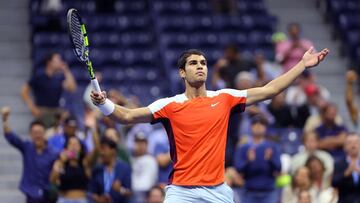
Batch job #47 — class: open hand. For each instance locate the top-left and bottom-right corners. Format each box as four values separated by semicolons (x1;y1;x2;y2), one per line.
1;107;10;122
90;91;107;105
302;47;329;68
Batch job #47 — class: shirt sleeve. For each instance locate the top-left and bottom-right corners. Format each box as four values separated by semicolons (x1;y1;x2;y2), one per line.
219;89;247;111
121;163;132;190
233;145;250;173
4;132;25;153
28;74;37;89
147;97;172;121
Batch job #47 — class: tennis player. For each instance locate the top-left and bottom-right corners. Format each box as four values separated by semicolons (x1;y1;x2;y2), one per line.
91;47;329;203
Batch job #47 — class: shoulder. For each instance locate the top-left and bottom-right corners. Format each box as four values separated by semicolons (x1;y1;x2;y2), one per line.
208;89;247;98
148;94;187;113
116;159;131;170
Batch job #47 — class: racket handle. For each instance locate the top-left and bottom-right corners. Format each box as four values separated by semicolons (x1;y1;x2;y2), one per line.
91;78;102;92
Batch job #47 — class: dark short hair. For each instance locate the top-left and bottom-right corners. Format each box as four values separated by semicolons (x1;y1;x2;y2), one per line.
100;136;118;150
44;52;58;66
320;102;337;115
29;120;45;130
305;155;325;172
177;49;205;70
224;43;238;53
287;22;301;30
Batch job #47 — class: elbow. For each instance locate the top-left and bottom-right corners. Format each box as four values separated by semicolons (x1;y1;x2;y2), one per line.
120;112;134;125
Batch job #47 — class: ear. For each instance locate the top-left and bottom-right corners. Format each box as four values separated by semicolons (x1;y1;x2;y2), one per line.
179;68;186;79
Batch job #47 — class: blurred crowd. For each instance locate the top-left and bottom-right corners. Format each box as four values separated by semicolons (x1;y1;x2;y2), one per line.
2;0;360;202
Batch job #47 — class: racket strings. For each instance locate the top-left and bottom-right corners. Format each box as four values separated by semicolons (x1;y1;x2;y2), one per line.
70;14;86;59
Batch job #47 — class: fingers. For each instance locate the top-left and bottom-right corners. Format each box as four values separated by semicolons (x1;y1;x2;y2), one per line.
90;90;107;105
306;46;315;54
318;48;329;61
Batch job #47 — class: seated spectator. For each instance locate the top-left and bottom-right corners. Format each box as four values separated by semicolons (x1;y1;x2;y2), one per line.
345;70;360;133
267;92;296;128
291;131;334;186
20;53;77;128
305;156;338;202
332;134;360;203
212;44;258;89
89;137;132;203
276;23;313;72
147;186;165;203
48;116;79;154
315;103;347;162
50;134;99;203
1;107;58;203
282;166;315;203
234;116;281;203
131;133;158;203
104;128;131;165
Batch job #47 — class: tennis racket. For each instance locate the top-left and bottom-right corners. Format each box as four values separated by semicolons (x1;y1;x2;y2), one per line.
67;8;101;92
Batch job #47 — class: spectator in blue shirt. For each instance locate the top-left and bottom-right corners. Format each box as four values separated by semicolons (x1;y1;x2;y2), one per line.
315;103;347;162
153;142;172;187
233;115;281;203
89;137;132;203
48;116;78;154
20;53;77;128
1;107;58;203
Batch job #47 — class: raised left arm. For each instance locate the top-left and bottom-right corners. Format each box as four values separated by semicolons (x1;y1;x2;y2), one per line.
246;47;329;105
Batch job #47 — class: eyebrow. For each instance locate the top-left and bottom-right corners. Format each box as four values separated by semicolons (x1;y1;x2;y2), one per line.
188;59;207;64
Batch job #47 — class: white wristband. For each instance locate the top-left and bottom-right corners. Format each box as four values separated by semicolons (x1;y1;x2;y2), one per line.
98;99;115;116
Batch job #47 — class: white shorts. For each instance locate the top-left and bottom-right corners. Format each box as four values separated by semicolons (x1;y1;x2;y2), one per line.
164;183;234;203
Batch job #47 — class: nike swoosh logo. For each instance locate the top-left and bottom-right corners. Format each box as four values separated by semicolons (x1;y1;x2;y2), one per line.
211;102;220;107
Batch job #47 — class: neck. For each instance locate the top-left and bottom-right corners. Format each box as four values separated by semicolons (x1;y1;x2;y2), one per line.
184;83;207;99
253;136;264;144
36;143;45;153
105;157;116;170
306;148;316;154
45;67;54;76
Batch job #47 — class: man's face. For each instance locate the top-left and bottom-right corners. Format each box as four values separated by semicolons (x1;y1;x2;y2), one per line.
324;105;337;124
47;54;64;71
251;122;266;137
224;48;237;61
30;124;46;148
133;140;147;156
64;124;77;137
288;24;300;40
345;135;360;157
180;54;208;87
100;144;115;164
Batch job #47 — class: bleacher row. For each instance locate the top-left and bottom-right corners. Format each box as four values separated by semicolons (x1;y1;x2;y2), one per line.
30;0;277;105
325;0;360;68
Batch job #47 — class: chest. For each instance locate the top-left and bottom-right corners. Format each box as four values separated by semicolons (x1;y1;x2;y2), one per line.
24;146;55;171
169;97;230;128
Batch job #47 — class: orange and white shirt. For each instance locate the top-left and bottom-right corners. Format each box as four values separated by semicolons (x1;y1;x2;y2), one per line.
147;89;247;186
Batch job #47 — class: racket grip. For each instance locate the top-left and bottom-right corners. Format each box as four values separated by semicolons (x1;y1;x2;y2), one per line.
91;78;102;92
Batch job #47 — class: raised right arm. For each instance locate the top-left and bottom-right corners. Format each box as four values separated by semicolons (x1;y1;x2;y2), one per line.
90;91;153;125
